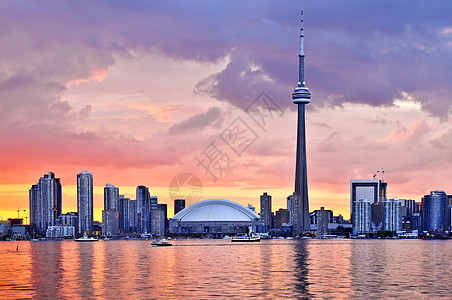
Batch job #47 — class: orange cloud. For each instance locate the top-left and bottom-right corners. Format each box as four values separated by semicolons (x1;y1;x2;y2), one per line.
386;119;431;143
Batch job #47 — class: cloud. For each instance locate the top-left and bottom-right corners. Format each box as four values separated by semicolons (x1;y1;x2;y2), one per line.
168;107;223;134
386;119;431;142
1;1;452;199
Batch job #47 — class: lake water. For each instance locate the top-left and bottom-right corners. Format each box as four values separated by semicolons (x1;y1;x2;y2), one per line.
1;239;451;299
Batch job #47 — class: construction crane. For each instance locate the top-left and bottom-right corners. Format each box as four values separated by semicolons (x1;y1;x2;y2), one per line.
376;169;392;182
2;209;26;219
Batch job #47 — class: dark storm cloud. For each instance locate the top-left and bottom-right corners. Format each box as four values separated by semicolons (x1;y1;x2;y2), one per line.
1;0;452;129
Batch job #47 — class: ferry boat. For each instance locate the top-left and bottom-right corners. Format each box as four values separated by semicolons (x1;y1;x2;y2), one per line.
231;235;261;242
74;235;98;242
151;239;173;247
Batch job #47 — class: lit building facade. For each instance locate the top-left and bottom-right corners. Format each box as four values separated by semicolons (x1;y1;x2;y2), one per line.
316;207;332;236
119;195;130;233
56;212;78;234
104;184;119;211
102;210;119;237
150;196;158;211
129;200;137;232
29;172;62;236
260;192;272;232
136;185;150;233
353;199;371;235
421;190;448;232
77;170;93;234
151;209;166;237
350;179;387;235
46;226;75;238
383;198;402;232
157;203;168;232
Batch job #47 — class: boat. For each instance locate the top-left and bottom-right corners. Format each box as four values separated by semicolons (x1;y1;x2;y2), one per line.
151;239;173;247
231;226;260;242
231;235;261;242
74;235;98;242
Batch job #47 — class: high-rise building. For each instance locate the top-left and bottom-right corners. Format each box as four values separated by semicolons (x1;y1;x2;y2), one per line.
29;172;62;236
311;208;333;225
157;203;168;232
119;195;130;233
150;196;158;211
174;199;185;215
102;210;119;237
29;184;38;232
129;200;137;232
102;184;120;236
446;204;452;232
136;185;150;233
260;192;272;232
399;199;415;230
56;212;78;234
316;207;332;236
275;209;289;229
353;199;371;235
400;199;415;218
292;11;311;235
350;179;387;234
150;209;166;237
421;190;448;232
383;198;402;232
104;184;119;211
288;193;300;230
77;170;93;234
371;202;383;232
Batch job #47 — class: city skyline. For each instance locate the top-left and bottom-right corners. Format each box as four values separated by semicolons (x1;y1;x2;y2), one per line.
2;2;452;221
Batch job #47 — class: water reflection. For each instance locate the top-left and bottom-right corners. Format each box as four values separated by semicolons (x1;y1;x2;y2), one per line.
292;240;311;298
1;239;452;298
30;242;64;298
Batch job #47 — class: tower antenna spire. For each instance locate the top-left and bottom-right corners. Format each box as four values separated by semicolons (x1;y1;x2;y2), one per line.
298;10;305;87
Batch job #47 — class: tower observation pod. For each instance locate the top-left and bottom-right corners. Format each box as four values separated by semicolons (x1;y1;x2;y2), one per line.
292;10;311;235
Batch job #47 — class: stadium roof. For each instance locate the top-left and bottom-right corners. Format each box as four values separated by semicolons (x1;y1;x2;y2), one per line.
171;199;260;222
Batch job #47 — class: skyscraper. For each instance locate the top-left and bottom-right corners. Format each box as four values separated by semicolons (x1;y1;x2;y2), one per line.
104;184;119;211
102;183;120;237
174;199;185;215
350;179;387;234
421;190;448;232
119;195;130;233
29;172;62;236
129;199;137;232
260;192;272;232
275;209;289;229
136;185;150;233
150;195;158;211
383;198;402;232
157;203;168;232
292;11;311;235
77;170;93;234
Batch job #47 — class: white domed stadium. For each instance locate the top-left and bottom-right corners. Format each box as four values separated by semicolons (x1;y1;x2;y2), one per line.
169;199;261;235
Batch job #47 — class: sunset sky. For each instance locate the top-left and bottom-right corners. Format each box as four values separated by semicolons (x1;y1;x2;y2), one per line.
1;1;452;222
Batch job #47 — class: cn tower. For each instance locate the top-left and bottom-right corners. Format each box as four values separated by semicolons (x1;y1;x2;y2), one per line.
292;11;311;234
